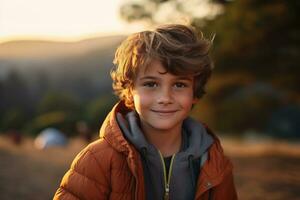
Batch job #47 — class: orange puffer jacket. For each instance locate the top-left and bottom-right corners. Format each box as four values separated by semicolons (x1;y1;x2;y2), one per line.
54;102;238;200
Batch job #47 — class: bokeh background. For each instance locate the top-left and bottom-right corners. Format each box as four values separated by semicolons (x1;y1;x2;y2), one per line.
0;0;299;199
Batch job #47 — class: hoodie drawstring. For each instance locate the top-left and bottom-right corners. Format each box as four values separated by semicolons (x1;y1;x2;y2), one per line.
188;155;196;188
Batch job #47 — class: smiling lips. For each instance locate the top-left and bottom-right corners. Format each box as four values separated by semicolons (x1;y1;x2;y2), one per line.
151;109;178;116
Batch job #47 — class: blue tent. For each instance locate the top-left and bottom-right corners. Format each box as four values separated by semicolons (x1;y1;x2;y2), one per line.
34;128;68;149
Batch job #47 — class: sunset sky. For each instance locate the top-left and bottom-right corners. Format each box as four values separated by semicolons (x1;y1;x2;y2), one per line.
0;0;144;42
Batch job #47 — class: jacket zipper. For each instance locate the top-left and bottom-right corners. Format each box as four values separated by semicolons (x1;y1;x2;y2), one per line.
158;151;176;200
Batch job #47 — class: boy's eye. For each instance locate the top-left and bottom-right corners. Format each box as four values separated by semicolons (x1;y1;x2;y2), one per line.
174;82;187;88
143;82;158;88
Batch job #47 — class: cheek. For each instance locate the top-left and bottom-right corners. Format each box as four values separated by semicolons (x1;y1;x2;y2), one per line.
178;92;195;107
132;90;152;108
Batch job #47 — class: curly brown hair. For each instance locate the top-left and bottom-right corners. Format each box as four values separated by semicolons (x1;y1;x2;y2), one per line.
111;24;213;108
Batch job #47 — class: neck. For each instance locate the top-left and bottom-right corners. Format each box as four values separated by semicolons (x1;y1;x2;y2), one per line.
140;122;182;157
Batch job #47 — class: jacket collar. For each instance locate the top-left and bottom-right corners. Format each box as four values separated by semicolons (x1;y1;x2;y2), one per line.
99;101;133;154
99;101;145;200
195;126;234;197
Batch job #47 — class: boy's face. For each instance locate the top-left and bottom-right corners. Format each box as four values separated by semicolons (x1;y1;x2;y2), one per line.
131;59;198;133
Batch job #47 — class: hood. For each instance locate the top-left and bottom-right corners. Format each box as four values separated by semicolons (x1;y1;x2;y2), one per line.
99;101;133;154
116;110;213;160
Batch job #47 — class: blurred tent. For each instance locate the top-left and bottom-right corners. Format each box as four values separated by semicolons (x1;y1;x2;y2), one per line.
34;128;68;149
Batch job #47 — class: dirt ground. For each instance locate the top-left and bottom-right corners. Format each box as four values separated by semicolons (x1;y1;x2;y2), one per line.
0;135;300;200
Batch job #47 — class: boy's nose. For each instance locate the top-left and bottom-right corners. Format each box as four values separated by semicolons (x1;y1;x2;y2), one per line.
157;88;173;105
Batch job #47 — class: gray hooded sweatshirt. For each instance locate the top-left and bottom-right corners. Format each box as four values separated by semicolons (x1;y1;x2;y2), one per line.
117;111;213;200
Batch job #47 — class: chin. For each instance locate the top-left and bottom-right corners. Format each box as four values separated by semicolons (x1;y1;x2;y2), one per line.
149;121;180;131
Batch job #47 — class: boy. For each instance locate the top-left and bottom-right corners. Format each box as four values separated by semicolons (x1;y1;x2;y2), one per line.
54;24;237;200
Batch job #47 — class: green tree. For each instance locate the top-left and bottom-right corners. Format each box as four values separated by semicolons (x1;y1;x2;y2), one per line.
25;91;82;136
0;70;33;131
119;0;222;25
37;91;80;114
1;69;32;111
0;108;27;131
200;1;299;82
85;95;118;132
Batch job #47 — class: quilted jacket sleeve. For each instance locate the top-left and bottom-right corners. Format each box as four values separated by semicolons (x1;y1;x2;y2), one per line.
53;144;111;200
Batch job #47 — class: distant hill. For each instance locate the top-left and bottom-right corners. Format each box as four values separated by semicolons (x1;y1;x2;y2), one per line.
0;35;127;100
0;35;126;59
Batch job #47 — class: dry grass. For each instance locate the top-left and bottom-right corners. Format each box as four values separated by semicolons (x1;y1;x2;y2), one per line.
0;136;87;200
221;137;300;200
0;135;300;200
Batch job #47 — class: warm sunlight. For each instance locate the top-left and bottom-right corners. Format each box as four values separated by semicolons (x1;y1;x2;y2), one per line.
0;0;143;42
1;1;299;199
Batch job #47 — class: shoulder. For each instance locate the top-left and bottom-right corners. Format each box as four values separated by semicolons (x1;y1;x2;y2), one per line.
55;138;128;199
202;124;234;175
67;139;115;184
196;124;237;198
203;137;238;199
75;138;127;172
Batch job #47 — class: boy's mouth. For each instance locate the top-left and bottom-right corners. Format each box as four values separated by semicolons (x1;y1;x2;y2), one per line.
151;109;178;115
